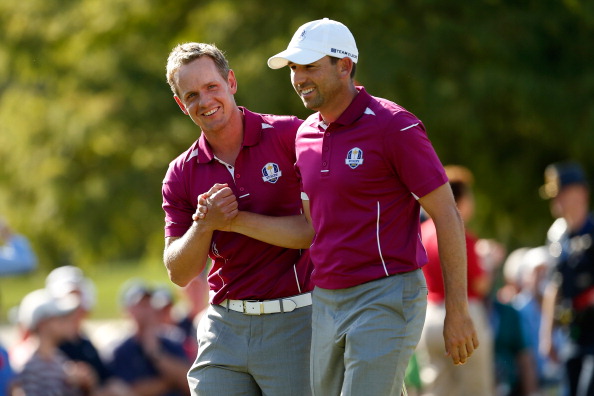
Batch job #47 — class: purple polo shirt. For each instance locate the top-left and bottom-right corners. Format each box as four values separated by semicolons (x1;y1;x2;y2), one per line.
295;87;447;290
162;107;313;304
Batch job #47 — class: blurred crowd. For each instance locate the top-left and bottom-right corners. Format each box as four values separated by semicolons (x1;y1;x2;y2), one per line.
406;161;594;396
0;260;209;396
1;160;593;396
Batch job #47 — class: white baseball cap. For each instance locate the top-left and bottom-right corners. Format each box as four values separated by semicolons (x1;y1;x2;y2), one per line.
18;289;80;331
268;18;358;69
45;265;96;310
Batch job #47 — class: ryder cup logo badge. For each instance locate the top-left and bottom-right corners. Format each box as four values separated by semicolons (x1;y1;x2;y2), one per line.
262;163;282;183
345;148;364;169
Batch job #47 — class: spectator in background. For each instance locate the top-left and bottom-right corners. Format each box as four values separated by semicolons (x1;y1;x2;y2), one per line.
109;279;190;396
13;289;99;396
492;293;539;396
512;247;563;393
152;282;201;361
0;345;14;396
491;249;542;396
45;266;130;396
498;247;531;305
0;218;37;276
539;161;594;396
417;165;498;396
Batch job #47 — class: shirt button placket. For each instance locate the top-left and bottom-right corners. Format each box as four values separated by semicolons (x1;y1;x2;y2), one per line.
321;131;331;175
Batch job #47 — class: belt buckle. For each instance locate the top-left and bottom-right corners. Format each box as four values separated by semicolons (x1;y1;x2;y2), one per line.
243;300;264;315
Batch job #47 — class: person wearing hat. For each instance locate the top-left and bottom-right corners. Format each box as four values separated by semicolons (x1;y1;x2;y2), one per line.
417;165;497;396
162;42;314;396
13;289;99;396
108;279;190;396
539;161;594;396
260;18;478;396
45;266;131;396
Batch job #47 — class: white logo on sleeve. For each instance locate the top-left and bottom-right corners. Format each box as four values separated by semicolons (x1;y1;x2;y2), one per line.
345;147;364;169
262;163;283;183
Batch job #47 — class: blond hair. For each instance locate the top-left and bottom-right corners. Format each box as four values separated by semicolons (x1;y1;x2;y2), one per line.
166;42;230;97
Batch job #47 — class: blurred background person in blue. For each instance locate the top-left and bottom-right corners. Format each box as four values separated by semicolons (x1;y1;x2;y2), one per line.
494;250;542;396
109;279;190;396
511;247;563;394
151;282;201;362
0;218;37;276
539;161;594;396
0;344;14;396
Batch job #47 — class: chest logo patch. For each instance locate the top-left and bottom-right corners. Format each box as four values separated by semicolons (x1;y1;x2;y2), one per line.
262;162;283;183
345;147;364;169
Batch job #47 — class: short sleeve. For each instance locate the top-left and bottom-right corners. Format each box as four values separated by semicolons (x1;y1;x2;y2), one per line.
383;112;447;199
162;163;194;238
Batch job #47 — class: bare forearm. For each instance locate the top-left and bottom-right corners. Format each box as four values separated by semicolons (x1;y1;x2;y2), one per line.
164;222;213;287
434;208;468;310
419;183;479;364
539;282;558;357
230;212;314;249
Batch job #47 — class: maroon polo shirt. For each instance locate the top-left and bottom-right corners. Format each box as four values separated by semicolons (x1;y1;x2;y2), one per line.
162;107;313;304
295;87;447;290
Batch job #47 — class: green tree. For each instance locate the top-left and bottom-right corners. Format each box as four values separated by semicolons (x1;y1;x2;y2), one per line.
1;0;592;269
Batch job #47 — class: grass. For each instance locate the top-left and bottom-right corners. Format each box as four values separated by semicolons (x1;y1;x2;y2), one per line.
0;260;179;324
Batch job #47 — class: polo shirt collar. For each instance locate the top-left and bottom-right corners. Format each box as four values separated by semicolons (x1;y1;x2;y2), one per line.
194;106;264;163
331;86;372;127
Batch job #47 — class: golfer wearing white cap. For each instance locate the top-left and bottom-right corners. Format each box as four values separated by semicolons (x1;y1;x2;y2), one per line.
268;18;479;396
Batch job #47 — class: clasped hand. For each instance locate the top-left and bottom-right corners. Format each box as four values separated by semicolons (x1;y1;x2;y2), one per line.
192;183;239;231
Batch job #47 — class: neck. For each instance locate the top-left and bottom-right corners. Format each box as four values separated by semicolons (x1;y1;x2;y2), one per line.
36;336;57;359
320;84;359;124
207;107;244;165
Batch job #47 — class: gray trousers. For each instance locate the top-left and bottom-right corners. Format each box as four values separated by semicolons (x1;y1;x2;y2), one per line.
311;269;428;396
188;303;312;396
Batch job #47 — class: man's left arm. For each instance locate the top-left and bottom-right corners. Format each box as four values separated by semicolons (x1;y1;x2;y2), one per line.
419;182;479;365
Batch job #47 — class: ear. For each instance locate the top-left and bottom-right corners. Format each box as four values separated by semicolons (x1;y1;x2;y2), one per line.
338;57;354;78
227;70;238;94
174;96;189;115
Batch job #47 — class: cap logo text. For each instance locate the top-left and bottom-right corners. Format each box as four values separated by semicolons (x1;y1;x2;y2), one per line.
330;48;358;59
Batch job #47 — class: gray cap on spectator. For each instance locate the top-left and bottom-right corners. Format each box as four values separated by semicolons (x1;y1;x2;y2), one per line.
18;289;80;331
119;279;152;308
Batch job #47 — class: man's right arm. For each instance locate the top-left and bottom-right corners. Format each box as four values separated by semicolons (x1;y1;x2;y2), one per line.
163;221;213;287
164;186;239;287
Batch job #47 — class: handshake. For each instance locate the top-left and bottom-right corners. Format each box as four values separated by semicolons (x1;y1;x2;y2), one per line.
193;183;239;232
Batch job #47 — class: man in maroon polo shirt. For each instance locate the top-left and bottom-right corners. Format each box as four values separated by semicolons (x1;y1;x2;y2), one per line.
162;42;314;396
265;19;479;395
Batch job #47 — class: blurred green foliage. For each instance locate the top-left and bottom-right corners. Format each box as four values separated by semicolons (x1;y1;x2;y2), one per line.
0;260;171;321
1;0;593;269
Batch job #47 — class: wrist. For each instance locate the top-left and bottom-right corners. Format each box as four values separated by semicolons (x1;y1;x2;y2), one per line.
192;217;216;233
228;211;243;233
